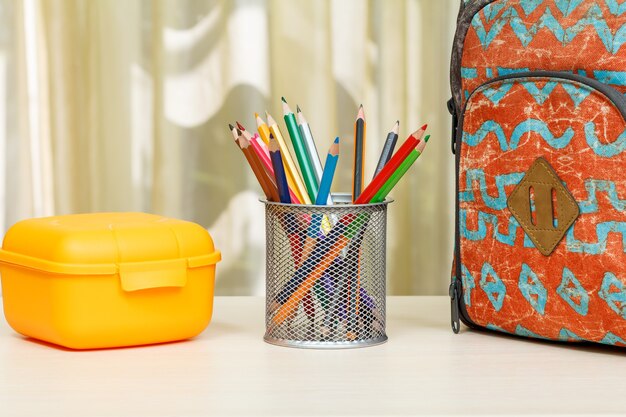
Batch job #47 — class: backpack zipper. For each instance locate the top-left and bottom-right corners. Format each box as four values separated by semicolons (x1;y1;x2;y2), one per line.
450;71;626;334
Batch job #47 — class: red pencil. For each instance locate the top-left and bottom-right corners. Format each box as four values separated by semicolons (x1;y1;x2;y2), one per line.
354;124;427;204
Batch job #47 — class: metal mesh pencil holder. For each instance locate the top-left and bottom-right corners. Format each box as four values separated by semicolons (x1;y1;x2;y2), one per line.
263;193;389;349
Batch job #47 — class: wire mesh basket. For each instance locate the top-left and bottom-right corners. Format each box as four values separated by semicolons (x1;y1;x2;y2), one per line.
263;193;389;349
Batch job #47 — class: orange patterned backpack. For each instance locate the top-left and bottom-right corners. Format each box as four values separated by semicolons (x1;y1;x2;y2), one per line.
449;0;626;346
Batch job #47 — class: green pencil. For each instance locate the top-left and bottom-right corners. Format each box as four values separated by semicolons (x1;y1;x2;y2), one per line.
371;135;430;203
282;97;318;201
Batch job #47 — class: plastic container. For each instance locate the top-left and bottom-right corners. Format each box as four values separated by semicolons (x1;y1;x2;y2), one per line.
0;212;221;349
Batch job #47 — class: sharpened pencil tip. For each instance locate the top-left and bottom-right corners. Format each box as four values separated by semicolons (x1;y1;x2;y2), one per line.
254;112;259;118
392;120;400;135
296;105;301;113
421;123;428;130
357;105;365;121
424;135;431;143
334;137;339;143
270;133;274;139
281;96;287;103
236;128;242;136
236;121;245;131
228;123;235;131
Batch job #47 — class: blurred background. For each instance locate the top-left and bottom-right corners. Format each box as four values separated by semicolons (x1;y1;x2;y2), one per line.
0;0;458;295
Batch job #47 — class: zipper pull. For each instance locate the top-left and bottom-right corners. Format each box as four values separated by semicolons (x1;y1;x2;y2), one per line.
447;98;458;155
449;281;461;334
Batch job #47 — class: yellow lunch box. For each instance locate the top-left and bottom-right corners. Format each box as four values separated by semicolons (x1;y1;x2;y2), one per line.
0;212;221;349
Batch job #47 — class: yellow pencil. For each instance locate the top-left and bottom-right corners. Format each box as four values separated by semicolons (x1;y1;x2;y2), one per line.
257;113;306;204
266;111;311;204
254;112;271;145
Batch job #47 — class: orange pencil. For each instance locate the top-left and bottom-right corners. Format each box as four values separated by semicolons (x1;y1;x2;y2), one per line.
273;235;349;325
272;213;368;325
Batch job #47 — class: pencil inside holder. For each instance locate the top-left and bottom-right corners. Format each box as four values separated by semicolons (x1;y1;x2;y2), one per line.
263;194;389;349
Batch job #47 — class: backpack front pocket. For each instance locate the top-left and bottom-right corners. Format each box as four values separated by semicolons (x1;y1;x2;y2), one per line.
454;71;626;345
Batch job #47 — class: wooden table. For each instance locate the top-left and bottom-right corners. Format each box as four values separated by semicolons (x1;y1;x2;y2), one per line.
0;296;624;416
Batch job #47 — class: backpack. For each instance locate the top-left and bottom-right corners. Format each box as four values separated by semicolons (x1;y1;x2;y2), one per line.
449;0;626;346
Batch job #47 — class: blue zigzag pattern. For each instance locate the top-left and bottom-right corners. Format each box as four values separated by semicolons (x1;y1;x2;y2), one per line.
463;119;574;151
566;221;626;254
460;169;524;210
480;80;591;106
461;209;526;246
605;0;626;17
474;3;626;53
464;1;626;17
579;179;626;213
462;67;626;104
463;67;626;89
462;169;626;214
461;209;626;254
463;120;626;157
584;122;626;157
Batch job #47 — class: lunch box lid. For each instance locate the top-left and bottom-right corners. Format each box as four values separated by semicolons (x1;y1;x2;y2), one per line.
0;213;221;290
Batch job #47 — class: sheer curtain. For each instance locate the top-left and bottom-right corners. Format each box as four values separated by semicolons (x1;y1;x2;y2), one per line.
0;0;458;295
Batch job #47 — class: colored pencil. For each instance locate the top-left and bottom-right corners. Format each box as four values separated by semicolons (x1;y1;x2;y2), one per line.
303;291;315;321
253;146;302;204
254;113;271;145
251;130;301;204
300;213;324;268
252;134;271;160
320;257;344;336
229;123;239;145
371;135;430;203
301;137;340;262
354;124;427;204
345;225;367;340
266;111;311;204
275;221;347;305
272;213;369;325
238;122;280;197
250;133;273;174
297;106;332;205
258;113;304;203
352;105;366;201
282;97;319;202
315;137;339;205
268;133;291;204
373;120;399;178
232;125;280;202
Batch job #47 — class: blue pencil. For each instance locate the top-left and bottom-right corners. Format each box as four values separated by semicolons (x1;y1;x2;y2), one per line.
268;133;291;203
315;137;340;205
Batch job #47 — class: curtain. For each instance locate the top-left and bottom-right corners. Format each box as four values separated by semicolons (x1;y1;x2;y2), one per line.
0;0;458;295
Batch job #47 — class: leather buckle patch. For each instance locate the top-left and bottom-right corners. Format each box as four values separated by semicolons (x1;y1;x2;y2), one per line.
507;157;579;256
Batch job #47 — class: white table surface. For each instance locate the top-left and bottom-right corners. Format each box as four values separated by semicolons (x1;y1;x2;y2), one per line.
0;296;625;417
